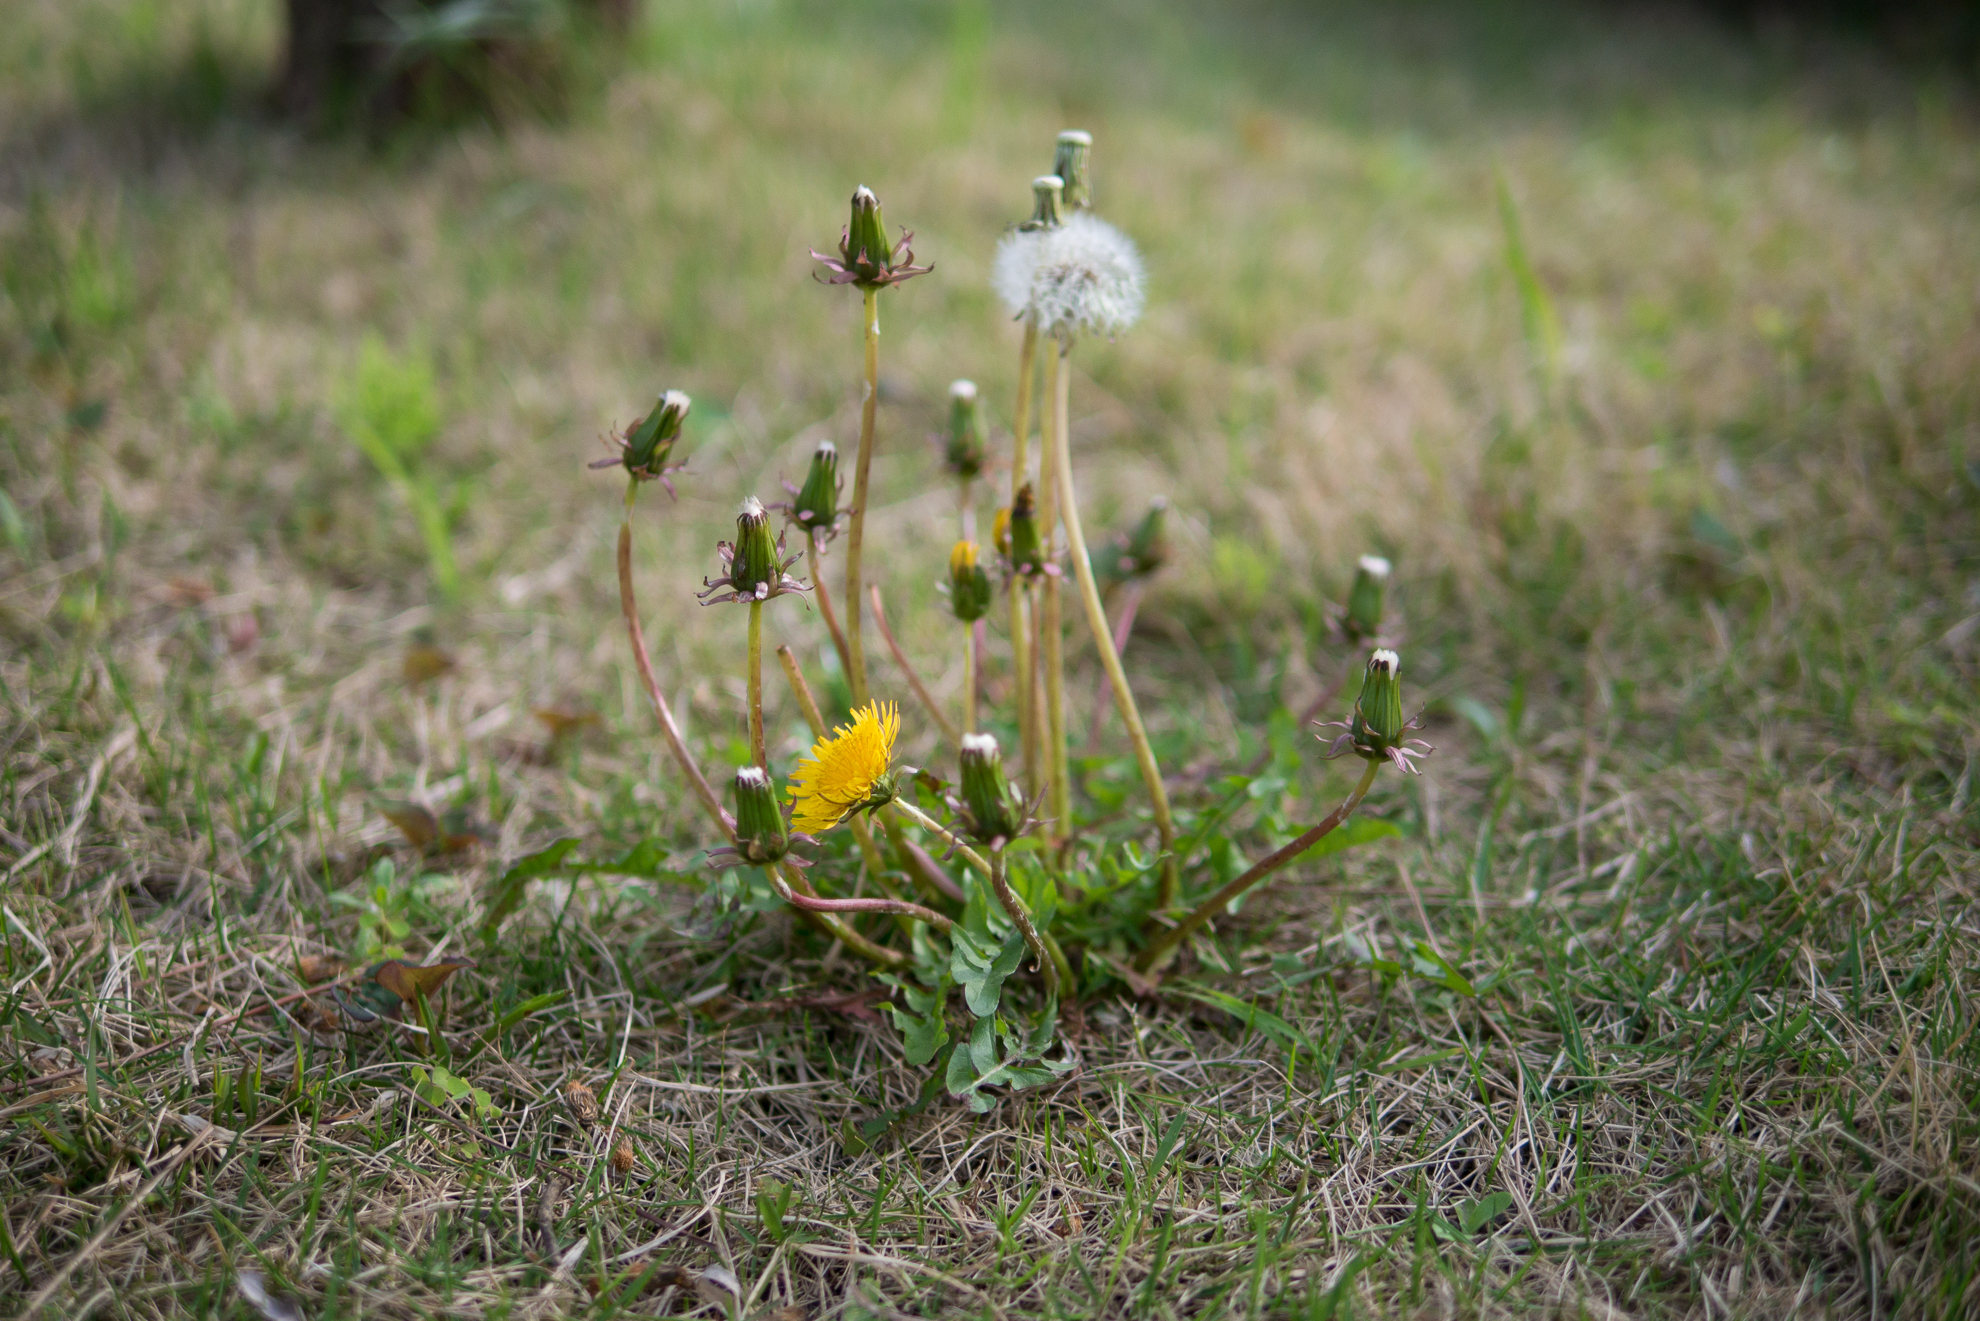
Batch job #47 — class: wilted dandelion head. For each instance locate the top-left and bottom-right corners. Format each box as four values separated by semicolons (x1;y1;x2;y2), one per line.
1025;212;1145;340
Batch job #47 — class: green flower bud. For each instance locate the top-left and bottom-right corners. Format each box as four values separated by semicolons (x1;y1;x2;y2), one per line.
944;380;986;481
1020;175;1065;233
947;540;993;622
849;186;890;274
730;497;781;599
792;442;840;532
1351;649;1406;752
624;390;690;478
1100;495;1168;585
1053;130;1093;210
731;765;789;863
1345;554;1390;641
959;733;1025;843
1008;482;1044;576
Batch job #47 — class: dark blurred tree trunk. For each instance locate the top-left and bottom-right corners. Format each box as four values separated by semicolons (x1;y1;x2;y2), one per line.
275;0;390;121
275;0;640;123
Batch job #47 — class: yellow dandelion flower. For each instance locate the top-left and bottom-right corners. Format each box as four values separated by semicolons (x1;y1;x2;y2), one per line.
787;701;900;834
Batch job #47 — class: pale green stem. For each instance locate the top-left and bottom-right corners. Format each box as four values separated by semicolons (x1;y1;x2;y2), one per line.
889;797;990;880
1009;322;1039;793
806;531;853;683
1051;338;1179;905
1136;759;1381;975
747;600;765;770
963;622;977;734
1039;346;1071;841
844;286;880;707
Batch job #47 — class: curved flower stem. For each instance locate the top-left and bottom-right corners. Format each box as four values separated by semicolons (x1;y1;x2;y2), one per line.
770;864;931;966
963;622;977;734
1135;759;1381;976
844;285;881;708
869;585;961;745
888;798;989;880
989;848;1060;998
619;481;731;837
1088;579;1144;750
1039;347;1071;843
747;600;766;770
1051;339;1178;906
806;530;853;682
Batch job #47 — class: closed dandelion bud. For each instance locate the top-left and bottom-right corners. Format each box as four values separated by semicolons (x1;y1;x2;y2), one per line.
944;381;986;480
732;765;789;864
959;733;1025;843
1008;483;1044;576
1053;130;1093;210
849;186;889;270
792;442;840;532
1103;496;1168;584
1352;649;1406;752
563;1079;599;1126
1020;175;1065;233
597;390;690;483
1345;555;1390;640
730;497;780;599
948;540;992;622
611;1138;636;1174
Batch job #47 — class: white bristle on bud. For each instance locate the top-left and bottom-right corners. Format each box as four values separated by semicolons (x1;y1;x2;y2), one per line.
1359;555;1391;578
738;495;766;520
1370;649;1400;675
736;764;770;787
961;732;1000;757
950;379;977;400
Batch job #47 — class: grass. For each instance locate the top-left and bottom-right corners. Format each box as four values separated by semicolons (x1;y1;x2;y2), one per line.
3;0;1979;1315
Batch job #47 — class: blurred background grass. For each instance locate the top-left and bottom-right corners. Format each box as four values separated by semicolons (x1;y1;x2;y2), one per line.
3;0;1974;820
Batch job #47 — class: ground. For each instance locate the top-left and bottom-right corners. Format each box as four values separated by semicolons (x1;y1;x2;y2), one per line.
2;1;1978;1317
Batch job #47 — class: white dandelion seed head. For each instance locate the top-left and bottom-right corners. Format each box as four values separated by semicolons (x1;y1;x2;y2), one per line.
1358;554;1391;578
1026;212;1145;339
991;228;1045;319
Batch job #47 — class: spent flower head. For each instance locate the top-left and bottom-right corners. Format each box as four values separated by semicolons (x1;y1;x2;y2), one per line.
1053;130;1093;210
940;380;987;481
954;732;1028;846
1344;554;1391;641
991;176;1065;319
781;440;844;539
945;539;993;623
708;765;792;867
699;496;807;605
787;701;901;834
1320;648;1434;774
811;185;931;289
1097;495;1169;588
1005;482;1046;578
592;390;690;492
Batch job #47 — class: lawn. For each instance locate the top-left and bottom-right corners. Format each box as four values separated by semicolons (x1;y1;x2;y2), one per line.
2;0;1978;1316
